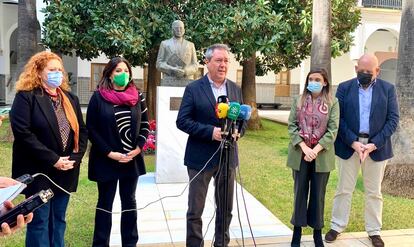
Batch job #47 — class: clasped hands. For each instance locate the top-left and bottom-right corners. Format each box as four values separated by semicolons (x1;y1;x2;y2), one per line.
53;156;75;171
300;142;322;162
107;147;141;163
351;141;377;163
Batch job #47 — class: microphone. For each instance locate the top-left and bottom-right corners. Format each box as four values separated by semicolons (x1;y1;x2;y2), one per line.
238;104;252;121
226;102;241;138
217;95;229;104
216;102;230;135
235;104;252;140
227;102;241;121
216;103;229;119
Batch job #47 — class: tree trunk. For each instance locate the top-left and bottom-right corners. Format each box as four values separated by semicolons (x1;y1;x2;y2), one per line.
383;0;414;199
241;53;261;130
16;0;39;83
146;48;161;120
310;0;332;82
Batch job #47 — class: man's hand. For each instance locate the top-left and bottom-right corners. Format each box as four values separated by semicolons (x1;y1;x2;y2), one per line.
212;127;223;141
0;201;33;236
360;143;377;162
351;141;366;161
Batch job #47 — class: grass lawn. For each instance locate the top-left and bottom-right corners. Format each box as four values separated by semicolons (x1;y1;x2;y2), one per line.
0;118;413;246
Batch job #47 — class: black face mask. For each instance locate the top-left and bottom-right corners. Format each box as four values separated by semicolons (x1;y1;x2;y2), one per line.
357;72;373;87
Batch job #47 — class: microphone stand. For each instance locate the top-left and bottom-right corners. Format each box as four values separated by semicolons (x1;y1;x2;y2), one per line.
219;121;235;246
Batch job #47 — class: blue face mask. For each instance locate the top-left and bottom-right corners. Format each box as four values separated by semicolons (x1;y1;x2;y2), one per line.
307;80;323;93
47;71;63;89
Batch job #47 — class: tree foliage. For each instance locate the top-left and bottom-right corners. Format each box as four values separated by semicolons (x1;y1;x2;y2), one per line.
41;0;360;125
42;0;360;72
42;0;181;65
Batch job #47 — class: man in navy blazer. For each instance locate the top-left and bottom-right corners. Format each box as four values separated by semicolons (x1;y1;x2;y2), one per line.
325;54;399;247
176;44;244;247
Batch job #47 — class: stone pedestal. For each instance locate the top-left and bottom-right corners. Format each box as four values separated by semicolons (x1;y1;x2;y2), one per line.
160;76;192;87
155;86;189;183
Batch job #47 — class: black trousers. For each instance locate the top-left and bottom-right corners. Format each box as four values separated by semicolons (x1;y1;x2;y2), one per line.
291;158;330;230
92;176;139;247
186;165;235;247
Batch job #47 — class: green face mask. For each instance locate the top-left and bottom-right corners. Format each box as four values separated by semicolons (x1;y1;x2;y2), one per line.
113;72;129;87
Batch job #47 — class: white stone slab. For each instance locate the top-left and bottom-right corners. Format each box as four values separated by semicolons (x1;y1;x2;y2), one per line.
155;86;189;183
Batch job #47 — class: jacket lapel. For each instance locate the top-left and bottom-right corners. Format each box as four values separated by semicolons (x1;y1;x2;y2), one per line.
200;75;216;109
34;91;62;147
369;80;379;121
226;81;236;102
350;79;360;125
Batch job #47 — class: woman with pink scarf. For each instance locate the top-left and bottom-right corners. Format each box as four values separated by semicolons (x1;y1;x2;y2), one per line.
286;68;339;247
86;57;149;247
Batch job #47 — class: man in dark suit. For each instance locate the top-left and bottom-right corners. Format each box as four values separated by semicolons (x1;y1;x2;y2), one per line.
325;54;399;247
176;44;244;247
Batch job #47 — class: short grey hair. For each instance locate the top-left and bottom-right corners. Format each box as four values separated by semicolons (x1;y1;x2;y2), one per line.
204;44;230;61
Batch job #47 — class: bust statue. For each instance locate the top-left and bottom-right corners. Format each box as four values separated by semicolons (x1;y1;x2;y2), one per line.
156;20;199;86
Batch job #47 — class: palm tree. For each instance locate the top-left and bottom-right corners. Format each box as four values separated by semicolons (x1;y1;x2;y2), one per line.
310;0;332;81
383;0;414;199
15;0;39;84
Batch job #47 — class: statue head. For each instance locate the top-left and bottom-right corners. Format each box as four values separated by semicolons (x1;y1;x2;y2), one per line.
172;20;185;38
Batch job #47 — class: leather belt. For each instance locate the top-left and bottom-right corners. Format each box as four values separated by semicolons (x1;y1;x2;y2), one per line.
358;133;369;138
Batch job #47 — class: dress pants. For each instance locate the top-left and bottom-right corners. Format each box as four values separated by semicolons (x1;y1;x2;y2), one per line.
92;176;139;247
331;150;387;236
291;158;330;229
186;165;235;247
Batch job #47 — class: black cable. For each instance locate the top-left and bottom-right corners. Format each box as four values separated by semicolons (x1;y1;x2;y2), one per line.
235;170;245;246
31;140;225;215
237;166;257;246
201;138;226;247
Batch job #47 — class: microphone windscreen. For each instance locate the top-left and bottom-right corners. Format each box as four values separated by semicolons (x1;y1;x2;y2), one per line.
217;95;229;104
239;104;252;120
227;102;241;121
216;103;229;119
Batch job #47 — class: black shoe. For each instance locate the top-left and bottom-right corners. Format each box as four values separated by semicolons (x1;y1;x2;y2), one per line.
324;229;340;243
369;235;384;247
313;229;324;247
291;226;302;247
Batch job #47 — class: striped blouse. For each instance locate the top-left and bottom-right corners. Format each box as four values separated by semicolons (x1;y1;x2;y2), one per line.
114;91;149;152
